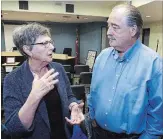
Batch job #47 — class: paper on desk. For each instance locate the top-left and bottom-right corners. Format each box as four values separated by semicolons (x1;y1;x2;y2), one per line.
6;57;15;63
5;66;14;72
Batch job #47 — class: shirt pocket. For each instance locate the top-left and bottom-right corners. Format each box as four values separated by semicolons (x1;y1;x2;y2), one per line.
117;81;147;131
120;77;147;102
118;77;148;116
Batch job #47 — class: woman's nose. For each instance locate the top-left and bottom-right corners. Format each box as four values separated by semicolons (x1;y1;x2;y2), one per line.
49;43;54;50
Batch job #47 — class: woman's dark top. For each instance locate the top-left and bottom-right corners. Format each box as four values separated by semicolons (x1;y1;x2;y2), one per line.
44;87;67;139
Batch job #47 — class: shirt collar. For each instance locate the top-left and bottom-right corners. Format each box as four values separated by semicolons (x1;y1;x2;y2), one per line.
112;39;141;62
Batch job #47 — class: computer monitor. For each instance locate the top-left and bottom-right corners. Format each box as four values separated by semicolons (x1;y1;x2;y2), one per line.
13;47;18;51
63;48;72;56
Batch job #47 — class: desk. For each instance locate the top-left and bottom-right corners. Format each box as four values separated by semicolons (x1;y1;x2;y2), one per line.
1;51;75;68
1;51;74;60
2;62;20;73
1;51;22;57
2;62;20;66
1;51;26;65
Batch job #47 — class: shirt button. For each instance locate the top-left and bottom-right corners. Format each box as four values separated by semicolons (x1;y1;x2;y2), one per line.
105;112;108;115
104;124;107;127
116;74;119;77
113;87;115;90
108;99;111;102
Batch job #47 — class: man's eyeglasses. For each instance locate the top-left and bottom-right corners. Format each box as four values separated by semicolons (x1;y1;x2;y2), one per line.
31;40;54;48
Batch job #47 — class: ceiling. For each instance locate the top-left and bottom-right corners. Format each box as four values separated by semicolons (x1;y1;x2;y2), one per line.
2;11;107;23
138;1;163;23
1;1;162;24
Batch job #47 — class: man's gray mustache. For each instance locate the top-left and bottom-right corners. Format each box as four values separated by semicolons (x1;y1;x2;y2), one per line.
107;35;116;40
108;37;116;40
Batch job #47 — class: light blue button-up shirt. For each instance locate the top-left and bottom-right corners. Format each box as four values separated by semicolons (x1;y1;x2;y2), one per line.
88;39;163;139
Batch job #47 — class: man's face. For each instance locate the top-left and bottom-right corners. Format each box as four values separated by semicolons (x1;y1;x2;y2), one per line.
107;9;133;51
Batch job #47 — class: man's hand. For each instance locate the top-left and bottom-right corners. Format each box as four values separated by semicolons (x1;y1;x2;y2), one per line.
65;102;85;125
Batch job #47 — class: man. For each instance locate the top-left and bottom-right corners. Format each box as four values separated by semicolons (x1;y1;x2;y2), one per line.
87;4;163;139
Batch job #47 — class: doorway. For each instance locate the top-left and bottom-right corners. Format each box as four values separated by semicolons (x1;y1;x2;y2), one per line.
142;28;150;47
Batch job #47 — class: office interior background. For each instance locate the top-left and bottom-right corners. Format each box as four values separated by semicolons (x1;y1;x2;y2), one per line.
1;0;163;135
1;0;163;64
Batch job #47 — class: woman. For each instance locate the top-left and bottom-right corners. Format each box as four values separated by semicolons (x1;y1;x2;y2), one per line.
3;23;84;139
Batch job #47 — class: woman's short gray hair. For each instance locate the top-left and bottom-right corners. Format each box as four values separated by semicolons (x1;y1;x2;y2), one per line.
112;4;143;38
13;22;51;57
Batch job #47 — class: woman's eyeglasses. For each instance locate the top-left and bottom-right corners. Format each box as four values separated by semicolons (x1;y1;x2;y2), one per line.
31;40;54;48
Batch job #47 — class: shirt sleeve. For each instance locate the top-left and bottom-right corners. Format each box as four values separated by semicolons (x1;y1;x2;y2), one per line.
87;58;98;120
139;58;163;138
87;49;109;120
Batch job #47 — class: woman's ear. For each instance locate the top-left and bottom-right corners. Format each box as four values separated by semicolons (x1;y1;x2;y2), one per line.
23;45;32;57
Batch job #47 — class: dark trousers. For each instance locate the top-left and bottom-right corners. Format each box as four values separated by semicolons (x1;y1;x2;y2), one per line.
92;125;140;139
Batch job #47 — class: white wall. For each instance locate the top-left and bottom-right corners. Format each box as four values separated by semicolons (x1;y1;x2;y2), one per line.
143;21;162;57
132;0;154;7
1;1;113;17
4;24;19;51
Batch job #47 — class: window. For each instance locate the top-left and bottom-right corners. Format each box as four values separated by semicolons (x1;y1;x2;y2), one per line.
19;1;28;10
142;28;150;47
66;4;74;13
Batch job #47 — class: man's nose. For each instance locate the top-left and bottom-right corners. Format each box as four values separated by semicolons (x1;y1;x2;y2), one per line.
107;26;113;36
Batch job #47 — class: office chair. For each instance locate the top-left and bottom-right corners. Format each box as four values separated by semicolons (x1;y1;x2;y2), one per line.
63;65;72;73
79;72;92;113
71;85;86;113
73;65;89;84
79;72;92;85
79;72;92;94
74;65;89;75
63;48;72;56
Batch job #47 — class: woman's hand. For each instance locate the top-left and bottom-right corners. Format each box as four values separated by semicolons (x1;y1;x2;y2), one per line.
31;69;59;100
65;102;85;125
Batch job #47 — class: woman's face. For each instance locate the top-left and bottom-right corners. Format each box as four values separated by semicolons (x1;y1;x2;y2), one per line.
30;35;55;63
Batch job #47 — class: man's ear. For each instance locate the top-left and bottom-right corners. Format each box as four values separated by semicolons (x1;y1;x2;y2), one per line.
23;45;32;57
130;25;137;37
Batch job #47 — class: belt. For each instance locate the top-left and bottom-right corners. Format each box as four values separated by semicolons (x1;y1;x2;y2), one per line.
92;120;140;138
